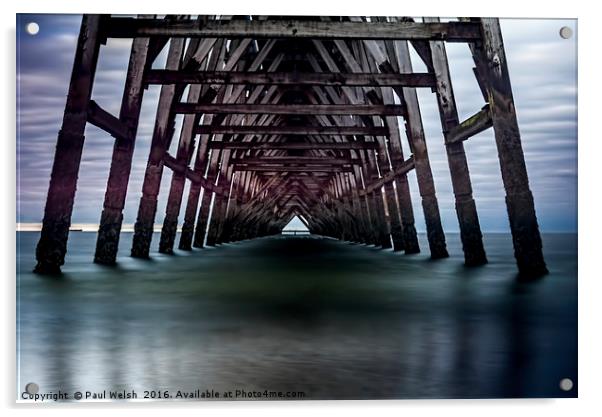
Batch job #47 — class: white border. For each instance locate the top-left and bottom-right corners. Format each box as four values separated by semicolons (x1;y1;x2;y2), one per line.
3;1;599;416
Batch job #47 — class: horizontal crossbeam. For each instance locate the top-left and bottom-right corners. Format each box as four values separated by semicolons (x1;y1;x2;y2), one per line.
145;70;436;88
233;165;353;172
230;157;359;165
174;103;405;116
196;125;389;136
208;141;378;150
106;18;482;42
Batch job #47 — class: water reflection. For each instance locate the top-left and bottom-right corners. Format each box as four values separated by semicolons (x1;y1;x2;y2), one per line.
17;232;577;399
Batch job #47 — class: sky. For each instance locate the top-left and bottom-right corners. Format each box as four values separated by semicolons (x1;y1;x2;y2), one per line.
16;15;577;232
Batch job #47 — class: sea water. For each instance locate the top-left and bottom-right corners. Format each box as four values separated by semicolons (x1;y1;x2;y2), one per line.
16;232;577;399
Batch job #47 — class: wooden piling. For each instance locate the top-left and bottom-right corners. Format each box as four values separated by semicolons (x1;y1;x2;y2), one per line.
395;39;448;259
158;85;202;254
426;17;487;266
193;148;221;248
94;36;152;265
473;18;547;277
131;38;185;259
35;15;103;274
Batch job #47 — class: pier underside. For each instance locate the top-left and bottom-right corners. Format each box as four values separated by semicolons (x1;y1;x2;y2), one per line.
34;15;547;278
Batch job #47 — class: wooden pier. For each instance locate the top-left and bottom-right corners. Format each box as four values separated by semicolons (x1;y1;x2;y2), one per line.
34;15;548;278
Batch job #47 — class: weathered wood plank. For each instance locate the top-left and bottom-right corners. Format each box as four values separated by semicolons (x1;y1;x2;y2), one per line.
35;15;103;274
87;100;131;140
158;84;203;254
446;104;493;144
206;151;233;246
196;125;389;136
233;165;353;172
360;156;415;196
426;16;487;266
131;38;186;259
208;141;378;150
174;103;405;116
395;39;448;259
145;70;436;87
94;34;153;265
178;39;229;250
366;148;391;248
163;153;221;194
192;148;222;248
382;84;420;253
230;157;359;165
475;18;547;277
106;18;482;42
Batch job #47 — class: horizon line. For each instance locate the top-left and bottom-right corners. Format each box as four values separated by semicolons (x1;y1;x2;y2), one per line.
15;223;577;234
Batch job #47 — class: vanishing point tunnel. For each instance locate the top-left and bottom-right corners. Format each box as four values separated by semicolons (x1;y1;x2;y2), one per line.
33;15;548;278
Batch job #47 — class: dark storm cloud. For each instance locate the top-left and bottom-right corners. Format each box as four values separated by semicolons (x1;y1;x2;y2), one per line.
16;16;577;232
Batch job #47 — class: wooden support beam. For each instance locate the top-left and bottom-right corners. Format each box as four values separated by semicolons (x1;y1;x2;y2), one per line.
162;153;221;194
145;70;436;87
360;157;415;196
359;147;390;247
446;104;493;144
208;141;378;150
306;38;384;243
230;174;289;223
206;41;277;246
159;33;237;253
94;34;153;265
235;179;295;229
184;37;217;69
131;37;186;259
354;152;376;244
35;15;102;274
474;18;547;277
349;163;371;244
206;155;233;246
381;86;420;252
106;18;482;42
349;38;405;249
230;157;358;165
345;41;393;247
179;40;229;250
192;150;221;248
174;103;405;116
233;165;353;172
219;170;242;243
357;34;420;253
258;171;334;176
220;40;280;107
426;16;487;266
178;176;203;250
158;84;202;254
395;39;448;259
87;100;131;140
196;125;389;136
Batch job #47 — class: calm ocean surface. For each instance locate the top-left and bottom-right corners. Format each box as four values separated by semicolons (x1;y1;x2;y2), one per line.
17;232;577;400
